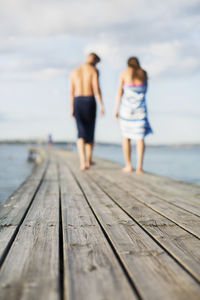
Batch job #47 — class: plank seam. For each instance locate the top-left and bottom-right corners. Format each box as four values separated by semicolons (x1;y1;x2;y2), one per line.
58;182;64;300
126;191;200;239
94;157;200;205
67;165;143;300
92;171;200;240
58;161;70;300
0;159;49;269
129;182;200;218
88;173;200;284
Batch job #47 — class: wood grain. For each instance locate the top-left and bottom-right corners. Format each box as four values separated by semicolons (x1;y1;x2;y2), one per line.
0;175;60;300
59;161;137;300
66;160;200;300
1;148;200;300
0;158;48;263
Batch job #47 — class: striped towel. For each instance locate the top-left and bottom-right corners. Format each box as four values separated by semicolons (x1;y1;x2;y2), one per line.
119;83;153;139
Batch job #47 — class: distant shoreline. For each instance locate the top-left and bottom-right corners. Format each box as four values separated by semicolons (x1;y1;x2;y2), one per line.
0;140;200;147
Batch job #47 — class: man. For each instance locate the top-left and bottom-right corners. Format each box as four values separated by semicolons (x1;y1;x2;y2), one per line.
69;53;104;170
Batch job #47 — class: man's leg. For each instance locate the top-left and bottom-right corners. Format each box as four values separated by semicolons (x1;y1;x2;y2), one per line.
136;138;145;174
85;143;93;168
122;137;132;172
77;138;86;170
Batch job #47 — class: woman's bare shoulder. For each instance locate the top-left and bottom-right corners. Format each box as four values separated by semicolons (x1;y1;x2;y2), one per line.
120;69;127;78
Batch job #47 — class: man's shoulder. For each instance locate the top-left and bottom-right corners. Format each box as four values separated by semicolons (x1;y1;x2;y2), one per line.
83;64;99;77
70;66;81;74
85;64;97;73
90;66;99;75
70;64;98;78
70;66;82;80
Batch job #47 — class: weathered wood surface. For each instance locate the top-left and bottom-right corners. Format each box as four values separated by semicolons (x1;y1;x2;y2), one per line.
0;148;200;300
0;156;59;300
59;162;136;300
90;158;200;238
0;157;48;265
66;166;200;300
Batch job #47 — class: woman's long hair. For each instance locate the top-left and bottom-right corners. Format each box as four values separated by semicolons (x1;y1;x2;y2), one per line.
127;57;147;82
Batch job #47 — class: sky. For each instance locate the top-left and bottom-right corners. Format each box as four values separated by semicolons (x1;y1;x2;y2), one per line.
0;0;200;144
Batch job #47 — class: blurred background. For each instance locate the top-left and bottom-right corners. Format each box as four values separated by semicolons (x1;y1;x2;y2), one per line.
0;0;200;201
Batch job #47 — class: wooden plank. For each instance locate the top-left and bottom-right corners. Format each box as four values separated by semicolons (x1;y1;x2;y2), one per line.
0;158;48;263
93;154;200;196
57;151;200;281
83;157;200;238
65;161;200;300
0;176;60;300
124;174;200;216
136;171;200;200
118;175;200;238
58;161;137;300
94;156;200;207
87;169;200;282
56;152;200;230
45;154;58;181
0;158;48;225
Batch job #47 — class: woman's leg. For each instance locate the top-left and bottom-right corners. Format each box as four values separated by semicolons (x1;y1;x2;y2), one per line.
77;138;86;170
136;138;145;173
85;143;93;168
122;137;132;172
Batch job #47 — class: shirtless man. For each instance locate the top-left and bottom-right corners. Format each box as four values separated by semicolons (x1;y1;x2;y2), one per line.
69;53;104;170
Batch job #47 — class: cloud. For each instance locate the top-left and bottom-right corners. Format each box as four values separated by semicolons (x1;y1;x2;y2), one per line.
0;112;8;122
1;0;199;39
145;41;200;77
83;39;200;78
0;0;143;37
0;0;200;80
0;35;81;80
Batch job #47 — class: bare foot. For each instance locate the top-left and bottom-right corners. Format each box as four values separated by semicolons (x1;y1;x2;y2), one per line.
85;161;90;169
80;165;86;171
136;168;144;174
122;165;133;173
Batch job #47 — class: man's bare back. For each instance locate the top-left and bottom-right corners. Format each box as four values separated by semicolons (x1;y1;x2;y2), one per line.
69;54;104;118
70;63;98;97
69;53;104;170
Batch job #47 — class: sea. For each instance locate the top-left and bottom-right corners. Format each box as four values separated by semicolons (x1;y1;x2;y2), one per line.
0;143;200;203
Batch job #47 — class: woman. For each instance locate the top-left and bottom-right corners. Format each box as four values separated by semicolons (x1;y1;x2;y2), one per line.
114;57;152;173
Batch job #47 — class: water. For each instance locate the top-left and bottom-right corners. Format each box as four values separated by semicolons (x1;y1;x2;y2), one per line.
0;144;34;203
0;143;200;203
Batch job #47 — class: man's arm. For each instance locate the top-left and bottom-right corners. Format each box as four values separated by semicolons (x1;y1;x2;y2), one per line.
92;69;104;116
69;73;75;117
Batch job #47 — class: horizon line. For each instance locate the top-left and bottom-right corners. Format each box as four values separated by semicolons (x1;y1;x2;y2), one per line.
0;139;200;147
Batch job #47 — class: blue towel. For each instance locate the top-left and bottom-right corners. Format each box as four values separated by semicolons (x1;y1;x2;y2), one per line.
119;83;153;139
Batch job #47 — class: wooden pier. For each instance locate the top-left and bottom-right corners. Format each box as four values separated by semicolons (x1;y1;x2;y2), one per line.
0;149;200;300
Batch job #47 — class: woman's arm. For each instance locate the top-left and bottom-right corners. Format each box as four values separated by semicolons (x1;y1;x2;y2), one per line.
92;69;104;116
114;72;124;120
69;73;75;118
